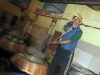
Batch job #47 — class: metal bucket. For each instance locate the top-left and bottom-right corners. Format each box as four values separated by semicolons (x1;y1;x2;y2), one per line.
10;51;48;75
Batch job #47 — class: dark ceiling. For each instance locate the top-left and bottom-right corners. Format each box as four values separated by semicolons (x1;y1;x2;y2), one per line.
40;0;100;11
39;0;100;4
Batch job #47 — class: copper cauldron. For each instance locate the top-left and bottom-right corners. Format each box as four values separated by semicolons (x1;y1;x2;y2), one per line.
10;51;48;75
0;35;27;53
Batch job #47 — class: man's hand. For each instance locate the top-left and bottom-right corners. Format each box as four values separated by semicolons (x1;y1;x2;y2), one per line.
51;40;60;44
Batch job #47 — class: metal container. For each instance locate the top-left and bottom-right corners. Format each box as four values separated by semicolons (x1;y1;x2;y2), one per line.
0;36;27;53
0;37;10;49
10;52;48;75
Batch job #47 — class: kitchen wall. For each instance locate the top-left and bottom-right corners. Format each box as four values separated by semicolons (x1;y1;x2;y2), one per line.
0;0;45;32
0;0;22;17
0;0;23;30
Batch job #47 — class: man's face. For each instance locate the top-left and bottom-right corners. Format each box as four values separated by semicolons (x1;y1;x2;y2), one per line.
72;16;80;28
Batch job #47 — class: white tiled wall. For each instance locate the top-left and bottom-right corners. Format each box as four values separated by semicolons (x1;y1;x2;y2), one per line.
73;40;100;74
88;56;100;74
76;50;93;68
73;48;82;61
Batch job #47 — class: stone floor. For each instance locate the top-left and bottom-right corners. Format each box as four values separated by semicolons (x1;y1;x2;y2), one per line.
53;66;96;75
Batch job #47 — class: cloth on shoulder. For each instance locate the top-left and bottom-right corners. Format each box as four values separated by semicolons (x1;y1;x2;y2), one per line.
63;21;73;31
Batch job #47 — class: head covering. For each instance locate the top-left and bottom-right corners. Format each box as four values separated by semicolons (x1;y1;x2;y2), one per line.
74;13;82;22
63;22;73;31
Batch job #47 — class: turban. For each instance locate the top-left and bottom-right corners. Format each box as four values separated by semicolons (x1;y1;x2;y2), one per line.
74;13;82;21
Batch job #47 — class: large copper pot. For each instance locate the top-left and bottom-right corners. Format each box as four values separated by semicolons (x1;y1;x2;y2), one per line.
10;51;48;75
0;35;27;53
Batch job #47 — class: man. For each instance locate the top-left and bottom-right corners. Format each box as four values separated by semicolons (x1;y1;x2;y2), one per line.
48;13;83;75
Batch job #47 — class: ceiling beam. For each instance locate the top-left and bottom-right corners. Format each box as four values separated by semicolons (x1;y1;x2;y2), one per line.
39;0;100;5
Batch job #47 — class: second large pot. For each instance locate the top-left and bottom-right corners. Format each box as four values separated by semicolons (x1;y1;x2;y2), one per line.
10;51;48;75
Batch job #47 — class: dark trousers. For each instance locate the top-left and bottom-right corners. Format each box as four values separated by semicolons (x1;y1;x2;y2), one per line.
48;45;74;75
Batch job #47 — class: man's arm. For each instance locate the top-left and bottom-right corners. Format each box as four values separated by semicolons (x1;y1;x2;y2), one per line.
51;30;83;44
